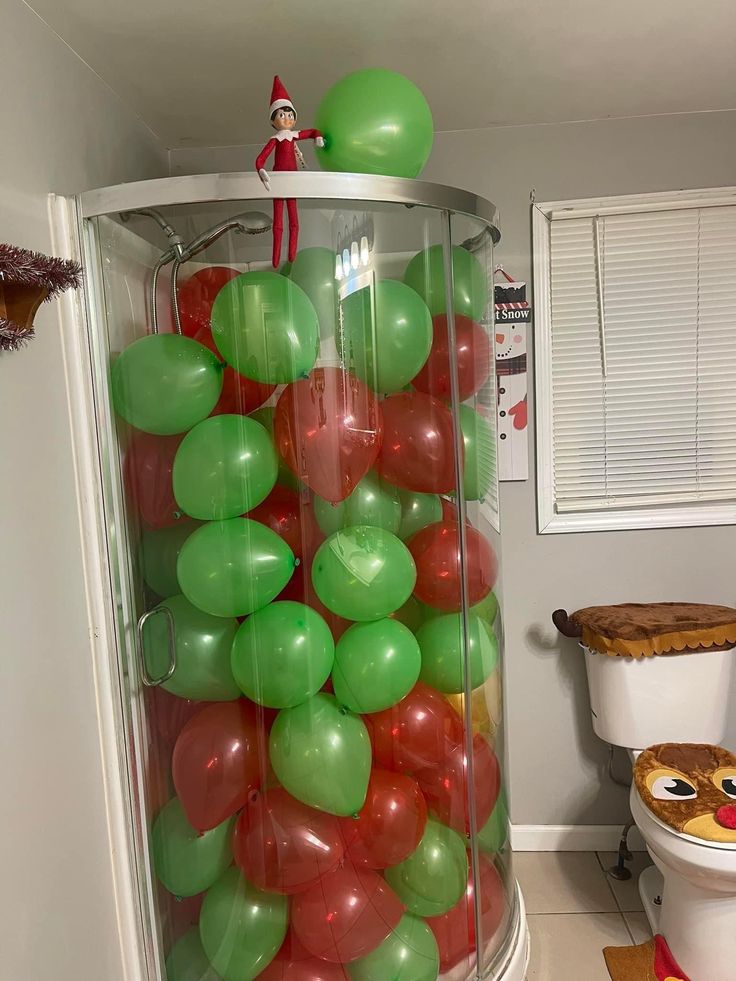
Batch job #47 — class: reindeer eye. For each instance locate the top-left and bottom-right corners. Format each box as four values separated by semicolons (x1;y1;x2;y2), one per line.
650;776;697;801
712;769;736;800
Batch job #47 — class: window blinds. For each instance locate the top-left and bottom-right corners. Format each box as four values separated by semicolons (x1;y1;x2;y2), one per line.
549;205;736;514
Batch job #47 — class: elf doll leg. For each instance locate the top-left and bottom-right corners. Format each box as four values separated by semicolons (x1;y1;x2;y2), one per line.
272;198;284;268
286;198;300;263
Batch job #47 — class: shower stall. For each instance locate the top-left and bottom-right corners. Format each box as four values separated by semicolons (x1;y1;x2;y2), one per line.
66;172;529;981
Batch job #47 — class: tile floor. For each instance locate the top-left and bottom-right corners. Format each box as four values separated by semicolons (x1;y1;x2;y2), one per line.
519;850;654;980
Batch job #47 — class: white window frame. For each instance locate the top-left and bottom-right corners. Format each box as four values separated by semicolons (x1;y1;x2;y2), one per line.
533;186;736;534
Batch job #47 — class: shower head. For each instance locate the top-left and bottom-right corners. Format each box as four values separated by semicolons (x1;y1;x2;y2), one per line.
180;211;272;261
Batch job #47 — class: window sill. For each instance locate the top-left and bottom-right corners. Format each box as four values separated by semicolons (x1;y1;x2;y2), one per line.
538;502;736;534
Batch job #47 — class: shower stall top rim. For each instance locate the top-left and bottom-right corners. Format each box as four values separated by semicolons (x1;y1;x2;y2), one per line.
77;170;501;237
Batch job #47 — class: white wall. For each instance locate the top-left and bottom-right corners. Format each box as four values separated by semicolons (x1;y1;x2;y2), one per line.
0;2;167;979
171;110;736;831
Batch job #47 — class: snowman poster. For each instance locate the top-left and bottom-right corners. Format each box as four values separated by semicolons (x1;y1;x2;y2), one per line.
494;270;530;481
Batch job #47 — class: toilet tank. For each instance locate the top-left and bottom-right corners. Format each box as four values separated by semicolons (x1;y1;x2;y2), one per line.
583;645;736;750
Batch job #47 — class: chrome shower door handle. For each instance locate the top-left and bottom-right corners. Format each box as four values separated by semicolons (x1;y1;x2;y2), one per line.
137;605;176;687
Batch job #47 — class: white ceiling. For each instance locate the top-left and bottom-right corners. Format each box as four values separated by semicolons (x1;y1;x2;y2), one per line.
26;0;736;149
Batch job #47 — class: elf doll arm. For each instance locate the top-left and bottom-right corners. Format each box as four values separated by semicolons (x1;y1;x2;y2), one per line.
255;139;277;190
298;128;325;147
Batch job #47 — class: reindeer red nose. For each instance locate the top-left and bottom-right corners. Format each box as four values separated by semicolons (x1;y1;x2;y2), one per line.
715;804;736;830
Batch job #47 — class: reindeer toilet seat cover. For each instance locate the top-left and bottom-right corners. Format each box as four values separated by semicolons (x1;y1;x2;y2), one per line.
553;602;736;658
634;743;736;844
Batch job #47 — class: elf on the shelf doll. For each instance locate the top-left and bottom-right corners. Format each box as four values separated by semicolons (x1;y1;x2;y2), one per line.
256;76;325;267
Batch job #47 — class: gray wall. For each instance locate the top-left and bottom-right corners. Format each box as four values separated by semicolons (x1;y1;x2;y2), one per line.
0;2;167;978
171;111;736;829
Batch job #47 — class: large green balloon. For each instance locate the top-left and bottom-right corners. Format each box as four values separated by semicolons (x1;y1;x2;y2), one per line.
165;929;220;981
173;414;277;520
231;601;334;708
142;594;240;700
248;406;301;491
269;693;371;816
141;521;198;597
199;867;288;981
384;819;468;917
210;271;319;384
314;472;401;537
289;247;338;340
177;518;295;618
472;590;500;629
315;69;434;179
460;404;495;501
348;913;440;980
478;787;509;855
397;490;442;541
312;526;416;621
340;281;432;393
152;797;234;897
111;334;223;435
403;244;488;320
332;618;421;713
416;613;499;694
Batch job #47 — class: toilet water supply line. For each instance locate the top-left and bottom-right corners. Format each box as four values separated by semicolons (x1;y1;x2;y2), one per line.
120;208;272;335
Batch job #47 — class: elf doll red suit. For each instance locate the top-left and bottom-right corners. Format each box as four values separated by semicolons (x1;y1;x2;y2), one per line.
256;76;324;267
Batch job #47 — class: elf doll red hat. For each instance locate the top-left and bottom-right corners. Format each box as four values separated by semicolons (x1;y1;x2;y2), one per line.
269;75;296;120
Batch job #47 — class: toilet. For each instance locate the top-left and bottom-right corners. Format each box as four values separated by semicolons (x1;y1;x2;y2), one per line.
553;602;736;980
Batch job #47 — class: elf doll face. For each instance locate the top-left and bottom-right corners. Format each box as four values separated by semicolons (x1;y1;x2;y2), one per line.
272;108;296;131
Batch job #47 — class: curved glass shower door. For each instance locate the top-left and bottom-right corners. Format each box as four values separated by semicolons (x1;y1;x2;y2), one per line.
80;174;524;981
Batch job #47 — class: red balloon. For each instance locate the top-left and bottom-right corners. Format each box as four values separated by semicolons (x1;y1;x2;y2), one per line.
408;520;498;611
292;864;404;963
368;682;464;772
412;314;492;402
172;701;267;831
416;734;501;835
257;931;349;980
440;497;458;522
192;325;276;416
123;431;184;528
233;787;344;894
150;688;213;749
426;852;506;972
177;266;240;338
375;391;459;494
276;562;350;640
157;883;204;944
339;769;427;869
274;368;383;503
247;485;320;561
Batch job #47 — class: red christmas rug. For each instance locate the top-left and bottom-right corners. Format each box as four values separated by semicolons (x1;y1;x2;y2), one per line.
603;934;690;981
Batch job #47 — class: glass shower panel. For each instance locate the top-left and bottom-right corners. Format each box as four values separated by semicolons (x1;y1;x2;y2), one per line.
88;187;515;981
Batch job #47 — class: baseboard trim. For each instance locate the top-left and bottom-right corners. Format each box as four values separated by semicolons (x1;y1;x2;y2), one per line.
510;823;646;852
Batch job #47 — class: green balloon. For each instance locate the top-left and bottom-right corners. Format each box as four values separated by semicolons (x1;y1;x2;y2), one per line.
397;490;442;541
384;819;468;917
460;404;495;501
152;798;234;897
199;867;288;981
332;618;421;713
210;271;319;384
142;594;240;700
315;69;433;179
390;596;425;634
177;518;295;617
289;247;338;340
141;521;198;597
403;244;488;320
165;929;220;981
312;526;416;621
472;590;500;629
248;406;301;491
231;601;334;708
269;693;371;816
111;334;223;435
314;472;401;537
478;787;509;855
173;414;277;520
340;281;432;393
416;613;499;694
348;913;439;980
